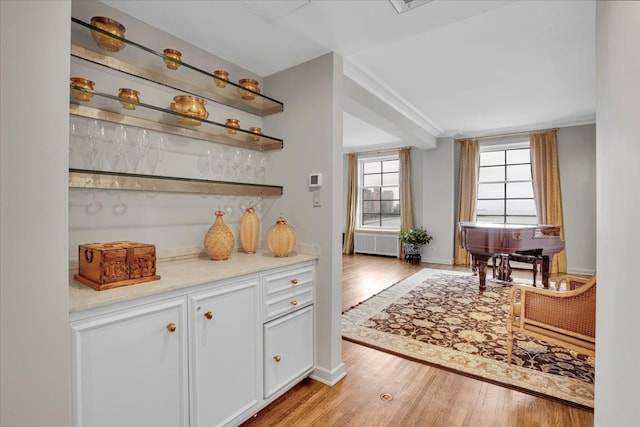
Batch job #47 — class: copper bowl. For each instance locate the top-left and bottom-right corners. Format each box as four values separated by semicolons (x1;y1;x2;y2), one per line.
170;95;209;126
248;127;262;142
163;49;182;70
90;16;126;52
70;77;94;101
225;118;240;134
118;88;140;110
238;78;260;100
213;70;229;88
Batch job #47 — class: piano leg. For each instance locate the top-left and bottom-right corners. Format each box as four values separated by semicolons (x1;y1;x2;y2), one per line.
473;254;490;291
542;256;551;289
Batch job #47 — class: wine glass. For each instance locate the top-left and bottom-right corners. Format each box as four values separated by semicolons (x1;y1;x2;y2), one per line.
84;120;105;186
106;125;127;188
256;153;267;183
69;119;86;169
146;134;166;175
211;146;226;180
243;151;255;183
227;148;241;181
197;149;213;179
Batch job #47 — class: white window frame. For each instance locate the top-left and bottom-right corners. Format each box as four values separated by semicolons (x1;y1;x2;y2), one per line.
476;140;538;225
356;154;401;231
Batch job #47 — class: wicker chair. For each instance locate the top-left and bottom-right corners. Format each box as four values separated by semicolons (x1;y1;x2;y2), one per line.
506;274;596;364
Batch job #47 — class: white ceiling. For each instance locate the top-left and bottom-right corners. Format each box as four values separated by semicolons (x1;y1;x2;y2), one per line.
100;0;596;152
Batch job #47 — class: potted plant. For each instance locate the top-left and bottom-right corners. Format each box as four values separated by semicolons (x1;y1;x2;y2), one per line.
398;227;433;258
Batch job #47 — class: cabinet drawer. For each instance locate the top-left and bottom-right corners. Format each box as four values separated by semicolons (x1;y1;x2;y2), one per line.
263;264;314;321
263;285;313;321
263;264;314;295
263;305;314;399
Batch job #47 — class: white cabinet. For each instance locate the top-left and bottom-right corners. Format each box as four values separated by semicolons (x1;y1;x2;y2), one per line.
262;264;315;398
70;297;189;427
263;305;314;398
70;261;316;427
189;277;260;427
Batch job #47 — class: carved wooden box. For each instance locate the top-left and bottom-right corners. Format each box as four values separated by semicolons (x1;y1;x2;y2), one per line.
74;241;160;291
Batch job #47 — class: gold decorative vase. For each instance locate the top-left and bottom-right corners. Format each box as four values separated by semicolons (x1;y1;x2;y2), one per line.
225;118;240;134
163;48;182;70
239;207;260;254
70;77;95;101
205;210;234;260
238;78;260;100
267;217;296;257
90;16;126;52
248;127;262;142
170;95;209;126
213;70;229;88
117;88;140;110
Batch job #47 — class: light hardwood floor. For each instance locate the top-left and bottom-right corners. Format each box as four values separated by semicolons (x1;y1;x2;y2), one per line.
241;254;594;427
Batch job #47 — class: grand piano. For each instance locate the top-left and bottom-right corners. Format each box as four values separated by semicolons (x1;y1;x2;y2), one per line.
458;222;565;291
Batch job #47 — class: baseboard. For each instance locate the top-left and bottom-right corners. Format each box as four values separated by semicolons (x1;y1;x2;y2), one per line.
421;257;454;265
567;267;596;276
309;362;346;386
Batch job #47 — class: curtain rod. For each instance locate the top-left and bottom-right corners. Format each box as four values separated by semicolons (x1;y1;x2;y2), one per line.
350;146;411;156
458;127;558;141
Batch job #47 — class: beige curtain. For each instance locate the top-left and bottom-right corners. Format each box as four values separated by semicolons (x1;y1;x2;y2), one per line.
454;138;480;265
530;130;567;273
399;147;414;259
342;153;358;255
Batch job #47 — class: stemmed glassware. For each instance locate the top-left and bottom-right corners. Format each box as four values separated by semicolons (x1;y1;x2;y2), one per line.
146;135;166;176
145;134;165;198
198;149;213;179
105;125;127;187
69;120;83;168
226;148;242;181
126;128;149;174
211;147;226;180
126;128;149;190
256;153;267;184
243;151;255;183
82;120;105;187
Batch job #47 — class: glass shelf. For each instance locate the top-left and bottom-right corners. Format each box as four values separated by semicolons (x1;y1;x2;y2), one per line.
69;168;283;197
71;17;283;117
70;88;283;151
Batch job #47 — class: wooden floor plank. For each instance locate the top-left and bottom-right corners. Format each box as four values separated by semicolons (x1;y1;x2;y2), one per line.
241;254;594;427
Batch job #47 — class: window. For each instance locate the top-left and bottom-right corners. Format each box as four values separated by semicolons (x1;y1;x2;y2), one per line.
476;144;537;225
358;156;400;230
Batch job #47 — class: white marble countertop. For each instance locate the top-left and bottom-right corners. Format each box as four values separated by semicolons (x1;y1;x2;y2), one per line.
69;251;318;312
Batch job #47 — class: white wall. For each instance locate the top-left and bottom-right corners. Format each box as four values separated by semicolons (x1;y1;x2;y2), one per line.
265;53;346;385
421;137;456;264
0;1;71;425
558;124;596;275
595;2;640;425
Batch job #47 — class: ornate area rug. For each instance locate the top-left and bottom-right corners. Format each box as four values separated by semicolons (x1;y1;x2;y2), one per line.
342;269;595;408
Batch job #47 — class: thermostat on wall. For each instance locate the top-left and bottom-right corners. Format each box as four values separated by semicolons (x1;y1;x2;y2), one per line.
308;173;322;188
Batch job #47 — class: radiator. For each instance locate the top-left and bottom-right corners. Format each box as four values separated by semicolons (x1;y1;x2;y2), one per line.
354;232;399;257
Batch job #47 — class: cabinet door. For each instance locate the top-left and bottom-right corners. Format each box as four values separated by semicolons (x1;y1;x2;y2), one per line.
264;305;314;398
70;298;188;427
189;278;261;427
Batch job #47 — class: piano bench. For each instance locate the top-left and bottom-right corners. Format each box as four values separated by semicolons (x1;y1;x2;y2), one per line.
509;252;543;286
